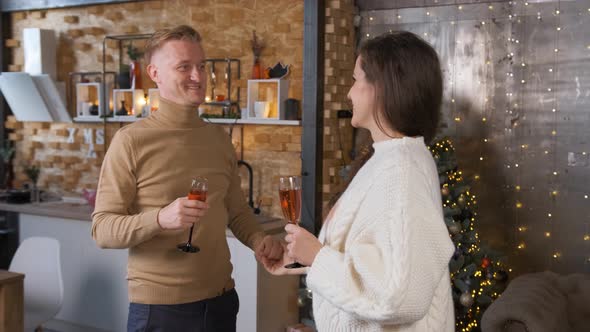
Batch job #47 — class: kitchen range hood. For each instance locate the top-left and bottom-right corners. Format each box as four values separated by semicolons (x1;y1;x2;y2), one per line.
0;28;71;122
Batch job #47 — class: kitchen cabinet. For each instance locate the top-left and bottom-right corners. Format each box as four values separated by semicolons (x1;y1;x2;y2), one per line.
2;202;298;332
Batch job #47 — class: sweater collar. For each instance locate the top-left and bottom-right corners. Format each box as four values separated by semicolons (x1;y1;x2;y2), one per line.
151;97;206;128
372;136;425;155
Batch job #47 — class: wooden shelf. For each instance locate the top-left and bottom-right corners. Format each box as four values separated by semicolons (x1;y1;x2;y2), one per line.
74;116;144;123
74;116;300;126
73;116;103;123
202;118;300;126
107;116;141;122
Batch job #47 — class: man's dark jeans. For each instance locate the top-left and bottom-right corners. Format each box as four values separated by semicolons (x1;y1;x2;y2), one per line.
127;288;239;332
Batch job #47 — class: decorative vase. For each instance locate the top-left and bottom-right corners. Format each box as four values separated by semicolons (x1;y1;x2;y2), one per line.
31;183;40;204
130;60;142;89
89;104;99;116
117;71;131;89
252;58;261;79
116;100;128;115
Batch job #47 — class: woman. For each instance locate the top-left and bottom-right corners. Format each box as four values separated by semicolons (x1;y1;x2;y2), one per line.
261;31;455;331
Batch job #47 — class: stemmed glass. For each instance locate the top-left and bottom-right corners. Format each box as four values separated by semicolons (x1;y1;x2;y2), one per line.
177;177;208;253
278;175;304;268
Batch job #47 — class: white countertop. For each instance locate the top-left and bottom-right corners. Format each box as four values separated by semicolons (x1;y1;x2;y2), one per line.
0;201;286;236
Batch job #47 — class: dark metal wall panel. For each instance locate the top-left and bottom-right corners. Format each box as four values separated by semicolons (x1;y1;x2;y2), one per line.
0;10;8;164
301;0;325;234
359;0;590;275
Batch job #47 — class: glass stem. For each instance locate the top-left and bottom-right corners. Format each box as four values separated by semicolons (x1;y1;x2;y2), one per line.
187;224;194;244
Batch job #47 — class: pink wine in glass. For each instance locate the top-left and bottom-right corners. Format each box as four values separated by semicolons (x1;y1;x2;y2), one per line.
278;176;304;268
279;188;301;224
178;177;208;253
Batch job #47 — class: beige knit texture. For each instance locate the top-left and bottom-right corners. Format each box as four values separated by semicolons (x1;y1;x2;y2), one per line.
307;137;455;331
92;97;264;304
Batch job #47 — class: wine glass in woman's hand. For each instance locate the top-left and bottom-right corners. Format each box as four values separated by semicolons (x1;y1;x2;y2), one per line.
278;175;304;268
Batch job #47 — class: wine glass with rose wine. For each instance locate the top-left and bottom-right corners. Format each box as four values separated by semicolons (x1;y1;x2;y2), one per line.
278;175;304;268
177;177;208;253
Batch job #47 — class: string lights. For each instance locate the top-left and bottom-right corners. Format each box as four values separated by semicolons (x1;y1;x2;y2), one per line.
499;1;590;271
548;0;561;267
358;1;590;329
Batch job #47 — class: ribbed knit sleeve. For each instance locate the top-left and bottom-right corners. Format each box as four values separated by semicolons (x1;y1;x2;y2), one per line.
307;170;415;324
92;130;162;249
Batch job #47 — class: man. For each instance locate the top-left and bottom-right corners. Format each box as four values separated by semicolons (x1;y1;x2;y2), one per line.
92;25;282;332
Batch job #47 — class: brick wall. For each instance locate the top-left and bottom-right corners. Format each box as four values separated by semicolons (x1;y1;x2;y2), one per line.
6;117;111;191
8;0;304;100
6;0;303;218
321;0;356;217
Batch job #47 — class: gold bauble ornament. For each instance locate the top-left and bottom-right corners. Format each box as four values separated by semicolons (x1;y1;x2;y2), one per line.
457;195;466;206
297;297;305;307
460;292;474;307
448;222;461;235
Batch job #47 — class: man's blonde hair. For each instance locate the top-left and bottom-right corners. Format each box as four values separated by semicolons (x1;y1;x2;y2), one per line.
144;25;202;64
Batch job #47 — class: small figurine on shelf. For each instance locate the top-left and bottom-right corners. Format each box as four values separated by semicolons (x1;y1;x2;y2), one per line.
89;103;99;116
117;100;129;115
141;94;150;118
250;30;265;79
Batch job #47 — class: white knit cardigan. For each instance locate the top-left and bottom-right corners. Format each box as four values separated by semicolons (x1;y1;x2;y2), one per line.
307;137;455;332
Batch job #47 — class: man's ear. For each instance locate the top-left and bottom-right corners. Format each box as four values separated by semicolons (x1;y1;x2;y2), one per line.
147;63;158;83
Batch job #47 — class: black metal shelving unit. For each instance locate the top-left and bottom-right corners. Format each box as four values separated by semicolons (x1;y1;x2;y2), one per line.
203;58;241;117
101;33;152;119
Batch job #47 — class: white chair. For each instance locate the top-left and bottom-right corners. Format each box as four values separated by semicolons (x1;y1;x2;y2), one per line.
9;236;64;332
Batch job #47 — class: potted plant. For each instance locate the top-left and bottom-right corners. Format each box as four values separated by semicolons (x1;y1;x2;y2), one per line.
250;30;265;79
0;141;15;189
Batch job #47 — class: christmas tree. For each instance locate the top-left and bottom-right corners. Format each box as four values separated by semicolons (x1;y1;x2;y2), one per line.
430;138;509;332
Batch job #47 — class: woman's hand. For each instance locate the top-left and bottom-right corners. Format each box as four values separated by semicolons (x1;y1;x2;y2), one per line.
284;224;323;267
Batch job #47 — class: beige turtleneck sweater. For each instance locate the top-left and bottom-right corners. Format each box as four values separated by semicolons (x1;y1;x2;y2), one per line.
91;97;264;304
